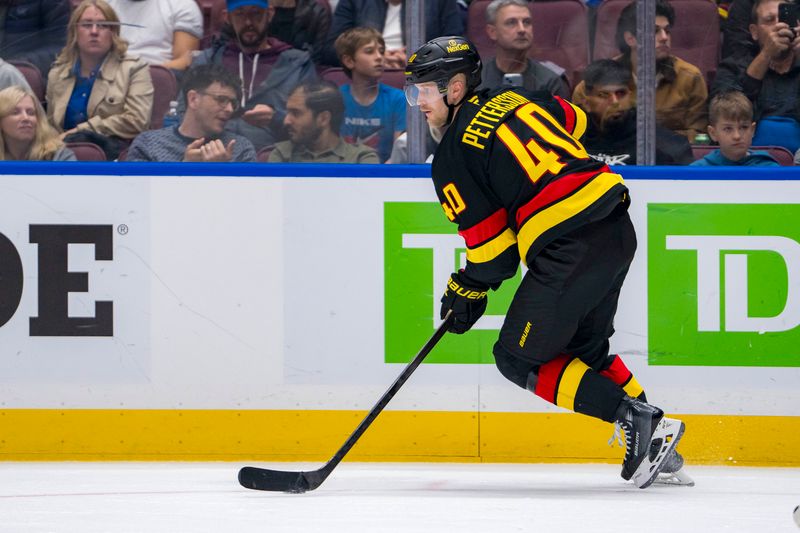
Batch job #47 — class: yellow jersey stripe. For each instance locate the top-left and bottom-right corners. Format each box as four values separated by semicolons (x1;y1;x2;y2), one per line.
465;228;518;264
517;172;624;265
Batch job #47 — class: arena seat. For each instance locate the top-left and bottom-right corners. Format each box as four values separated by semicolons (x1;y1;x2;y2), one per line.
8;60;45;103
690;145;795;166
195;0;226;40
148;65;179;130
466;0;589;89
593;0;720;87
66;142;107;161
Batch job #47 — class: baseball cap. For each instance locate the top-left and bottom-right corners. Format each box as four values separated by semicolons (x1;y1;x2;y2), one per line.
226;0;268;10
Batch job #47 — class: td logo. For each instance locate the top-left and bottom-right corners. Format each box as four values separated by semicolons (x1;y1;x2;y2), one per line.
649;204;800;367
384;202;521;364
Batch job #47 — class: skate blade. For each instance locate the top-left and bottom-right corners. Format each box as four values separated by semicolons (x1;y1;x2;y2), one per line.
654;468;695;487
631;417;685;489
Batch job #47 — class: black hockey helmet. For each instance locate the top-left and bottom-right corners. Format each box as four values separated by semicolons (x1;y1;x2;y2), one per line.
404;36;482;105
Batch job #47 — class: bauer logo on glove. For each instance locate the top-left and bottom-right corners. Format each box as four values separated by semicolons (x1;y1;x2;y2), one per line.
440;271;489;334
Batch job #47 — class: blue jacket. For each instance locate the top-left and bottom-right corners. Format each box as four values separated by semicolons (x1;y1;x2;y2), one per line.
690;149;780;166
0;0;70;78
321;0;464;66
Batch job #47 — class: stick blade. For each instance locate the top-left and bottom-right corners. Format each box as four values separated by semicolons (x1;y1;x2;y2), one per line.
238;466;313;493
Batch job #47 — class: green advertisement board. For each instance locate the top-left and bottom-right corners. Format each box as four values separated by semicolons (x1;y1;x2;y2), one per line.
648;203;800;367
386;201;800;368
384;202;521;364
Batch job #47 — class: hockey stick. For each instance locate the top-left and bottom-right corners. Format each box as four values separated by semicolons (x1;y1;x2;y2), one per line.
238;310;455;493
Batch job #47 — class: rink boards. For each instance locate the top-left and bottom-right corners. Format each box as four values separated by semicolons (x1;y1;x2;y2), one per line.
0;163;798;465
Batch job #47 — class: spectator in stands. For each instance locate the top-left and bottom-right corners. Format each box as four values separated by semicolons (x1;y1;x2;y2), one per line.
334;27;406;163
126;64;256;162
713;0;800;154
268;0;332;63
107;0;203;71
46;0;153;160
692;90;779;166
579;59;693;166
0;0;71;80
0;85;76;161
477;0;568;98
722;0;758;61
269;80;379;163
0;59;32;91
321;0;464;67
189;0;317;150
572;0;708;142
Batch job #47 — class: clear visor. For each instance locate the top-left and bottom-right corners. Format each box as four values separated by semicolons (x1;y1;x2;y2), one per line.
404;82;446;107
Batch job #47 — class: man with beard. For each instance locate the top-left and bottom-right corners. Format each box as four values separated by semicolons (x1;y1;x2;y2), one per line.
126;64;256;161
580;59;693;166
189;0;317;150
572;0;708;142
477;0;568;98
268;80;379;163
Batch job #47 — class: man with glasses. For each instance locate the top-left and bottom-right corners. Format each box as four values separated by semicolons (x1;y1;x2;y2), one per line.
188;0;317;150
126;64;256;161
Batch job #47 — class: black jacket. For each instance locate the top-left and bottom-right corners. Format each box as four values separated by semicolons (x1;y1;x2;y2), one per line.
582;110;694;166
0;0;70;78
268;0;331;64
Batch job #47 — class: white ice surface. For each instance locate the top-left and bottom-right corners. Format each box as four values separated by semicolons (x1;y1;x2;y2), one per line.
0;462;798;532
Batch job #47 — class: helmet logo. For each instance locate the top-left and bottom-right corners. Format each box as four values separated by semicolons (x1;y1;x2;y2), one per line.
446;40;469;53
408;53;417;63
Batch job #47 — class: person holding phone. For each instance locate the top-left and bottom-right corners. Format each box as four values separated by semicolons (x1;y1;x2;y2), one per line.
477;0;569;97
713;0;800;153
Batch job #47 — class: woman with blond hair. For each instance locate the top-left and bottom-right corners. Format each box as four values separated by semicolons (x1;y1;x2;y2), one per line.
0;85;76;161
46;0;153;160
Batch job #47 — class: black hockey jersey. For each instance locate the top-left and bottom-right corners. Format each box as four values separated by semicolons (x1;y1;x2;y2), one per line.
431;87;629;287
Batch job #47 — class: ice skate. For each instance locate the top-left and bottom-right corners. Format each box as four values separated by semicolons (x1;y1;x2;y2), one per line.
613;397;686;488
630;416;685;489
653;450;695;486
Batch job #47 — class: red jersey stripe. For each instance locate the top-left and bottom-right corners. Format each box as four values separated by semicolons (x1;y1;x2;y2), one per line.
459;208;509;248
514;167;612;228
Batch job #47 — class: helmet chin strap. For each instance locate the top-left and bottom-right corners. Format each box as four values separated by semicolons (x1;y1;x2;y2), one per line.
442;91;471;127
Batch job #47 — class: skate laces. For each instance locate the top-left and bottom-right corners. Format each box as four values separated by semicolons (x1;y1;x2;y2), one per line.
608;421;626;448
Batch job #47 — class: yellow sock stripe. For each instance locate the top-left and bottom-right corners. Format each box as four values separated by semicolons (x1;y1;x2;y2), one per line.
555;358;590;412
465;228;517;263
517;172;624;264
622;376;644;399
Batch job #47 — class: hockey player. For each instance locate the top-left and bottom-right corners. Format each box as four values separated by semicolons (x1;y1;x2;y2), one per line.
404;36;690;488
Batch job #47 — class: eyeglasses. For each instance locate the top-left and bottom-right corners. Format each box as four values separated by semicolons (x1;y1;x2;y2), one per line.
200;91;241;111
76;21;117;31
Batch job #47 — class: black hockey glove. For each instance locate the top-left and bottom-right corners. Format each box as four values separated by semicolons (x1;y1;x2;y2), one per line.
440;271;489;334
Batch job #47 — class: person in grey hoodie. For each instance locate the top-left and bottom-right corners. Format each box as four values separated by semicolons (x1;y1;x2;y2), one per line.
187;0;317;150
